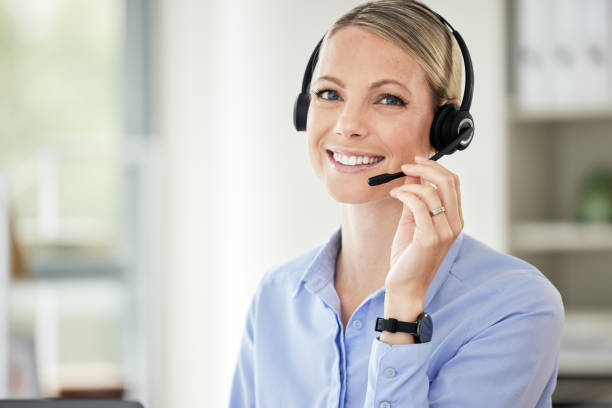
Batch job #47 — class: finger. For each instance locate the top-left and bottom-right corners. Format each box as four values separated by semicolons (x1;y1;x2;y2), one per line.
401;161;463;234
416;156;464;227
391;184;454;243
401;161;460;226
422;179;438;191
420;174;463;232
392;190;436;245
392;183;441;204
392;183;443;223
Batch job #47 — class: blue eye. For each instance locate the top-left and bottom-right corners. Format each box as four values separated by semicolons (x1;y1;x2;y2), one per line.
380;93;405;106
314;89;340;101
312;89;405;106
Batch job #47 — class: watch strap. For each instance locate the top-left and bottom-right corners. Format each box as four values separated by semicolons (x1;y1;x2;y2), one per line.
374;317;418;334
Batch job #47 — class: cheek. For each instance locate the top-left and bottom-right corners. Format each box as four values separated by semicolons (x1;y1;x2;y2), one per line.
384;123;429;158
306;107;331;153
306;133;319;163
306;128;326;176
387;129;419;153
306;104;329;133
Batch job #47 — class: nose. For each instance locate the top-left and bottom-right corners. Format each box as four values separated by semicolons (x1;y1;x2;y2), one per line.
334;99;368;139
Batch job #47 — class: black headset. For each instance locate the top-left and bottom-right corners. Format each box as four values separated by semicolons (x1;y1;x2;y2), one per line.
292;7;475;167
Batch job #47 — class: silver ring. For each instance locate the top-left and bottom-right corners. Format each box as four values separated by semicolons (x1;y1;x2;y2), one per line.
430;206;446;216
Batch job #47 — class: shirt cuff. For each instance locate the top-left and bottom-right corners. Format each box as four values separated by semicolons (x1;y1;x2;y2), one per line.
364;336;432;408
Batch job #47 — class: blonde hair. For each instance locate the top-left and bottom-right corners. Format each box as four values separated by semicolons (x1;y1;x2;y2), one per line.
317;0;463;111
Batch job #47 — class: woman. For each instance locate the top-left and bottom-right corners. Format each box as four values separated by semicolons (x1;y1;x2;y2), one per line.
230;1;564;407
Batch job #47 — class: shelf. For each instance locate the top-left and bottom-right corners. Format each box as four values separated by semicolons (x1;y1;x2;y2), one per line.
510;221;612;253
509;103;612;124
559;308;612;377
16;216;116;248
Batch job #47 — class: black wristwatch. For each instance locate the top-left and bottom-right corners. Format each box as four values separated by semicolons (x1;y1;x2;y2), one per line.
374;312;433;343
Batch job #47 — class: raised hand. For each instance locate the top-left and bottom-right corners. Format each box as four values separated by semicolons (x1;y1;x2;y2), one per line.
385;155;464;304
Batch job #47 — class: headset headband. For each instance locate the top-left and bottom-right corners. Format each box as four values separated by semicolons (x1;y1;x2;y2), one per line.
299;10;473;113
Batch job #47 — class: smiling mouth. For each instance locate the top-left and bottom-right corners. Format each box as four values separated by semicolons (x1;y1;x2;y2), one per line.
326;149;385;165
326;149;386;173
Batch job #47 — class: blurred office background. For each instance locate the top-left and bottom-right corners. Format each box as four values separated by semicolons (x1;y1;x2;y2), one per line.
0;0;610;407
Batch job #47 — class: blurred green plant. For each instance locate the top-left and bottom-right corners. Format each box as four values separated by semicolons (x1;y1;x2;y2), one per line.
574;167;612;223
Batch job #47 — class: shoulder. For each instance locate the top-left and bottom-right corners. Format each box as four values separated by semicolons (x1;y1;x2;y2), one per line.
252;241;323;299
450;232;564;325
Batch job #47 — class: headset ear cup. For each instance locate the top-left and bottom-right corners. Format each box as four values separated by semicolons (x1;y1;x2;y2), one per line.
452;111;474;151
429;104;457;152
293;93;309;131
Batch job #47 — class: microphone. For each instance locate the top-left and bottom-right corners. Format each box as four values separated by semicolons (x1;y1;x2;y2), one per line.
367;127;474;186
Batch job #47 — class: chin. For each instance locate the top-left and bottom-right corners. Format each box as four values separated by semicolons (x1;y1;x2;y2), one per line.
325;181;389;204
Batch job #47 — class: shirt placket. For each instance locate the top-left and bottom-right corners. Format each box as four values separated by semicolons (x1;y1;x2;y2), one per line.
307;277;347;408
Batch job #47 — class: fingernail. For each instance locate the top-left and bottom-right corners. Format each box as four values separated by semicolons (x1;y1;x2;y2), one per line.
414;155;426;162
401;164;412;171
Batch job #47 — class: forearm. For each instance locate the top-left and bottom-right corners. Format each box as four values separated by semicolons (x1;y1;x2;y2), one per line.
379;287;425;346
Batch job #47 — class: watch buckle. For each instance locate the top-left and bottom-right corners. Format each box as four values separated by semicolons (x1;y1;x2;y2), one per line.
388;318;398;332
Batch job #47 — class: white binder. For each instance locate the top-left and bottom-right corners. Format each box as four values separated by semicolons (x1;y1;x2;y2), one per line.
552;0;581;109
580;0;611;107
514;0;554;110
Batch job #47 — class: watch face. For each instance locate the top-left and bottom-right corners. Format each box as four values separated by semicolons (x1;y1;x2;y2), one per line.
417;312;433;343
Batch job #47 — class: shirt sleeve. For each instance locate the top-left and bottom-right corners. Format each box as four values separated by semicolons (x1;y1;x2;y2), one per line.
363;338;433;407
229;294;257;408
363;278;564;408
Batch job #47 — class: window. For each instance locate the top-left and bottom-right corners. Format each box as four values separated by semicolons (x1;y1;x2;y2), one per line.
1;0;153;403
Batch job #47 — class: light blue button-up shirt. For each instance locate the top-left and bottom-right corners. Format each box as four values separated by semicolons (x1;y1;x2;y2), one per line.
230;225;564;407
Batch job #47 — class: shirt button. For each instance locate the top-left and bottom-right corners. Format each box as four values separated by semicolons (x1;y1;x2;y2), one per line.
379;402;391;408
384;367;396;378
352;319;363;329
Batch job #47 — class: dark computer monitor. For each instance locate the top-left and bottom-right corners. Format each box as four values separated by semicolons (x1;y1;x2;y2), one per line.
0;400;144;408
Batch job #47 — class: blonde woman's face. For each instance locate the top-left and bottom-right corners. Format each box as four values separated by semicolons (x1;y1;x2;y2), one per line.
306;26;435;204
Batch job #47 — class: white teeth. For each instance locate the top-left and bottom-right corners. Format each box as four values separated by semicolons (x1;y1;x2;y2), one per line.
332;151;384;166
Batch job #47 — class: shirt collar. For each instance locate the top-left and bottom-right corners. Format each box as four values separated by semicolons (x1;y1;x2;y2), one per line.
292;224;342;298
291;224;464;308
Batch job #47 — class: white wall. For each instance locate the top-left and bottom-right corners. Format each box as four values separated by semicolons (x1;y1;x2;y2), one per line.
153;0;506;406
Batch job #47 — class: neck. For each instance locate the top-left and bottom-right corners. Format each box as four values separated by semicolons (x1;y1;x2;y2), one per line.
335;196;410;295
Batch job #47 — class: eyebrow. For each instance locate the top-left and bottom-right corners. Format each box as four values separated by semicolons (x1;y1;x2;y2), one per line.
315;75;413;96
